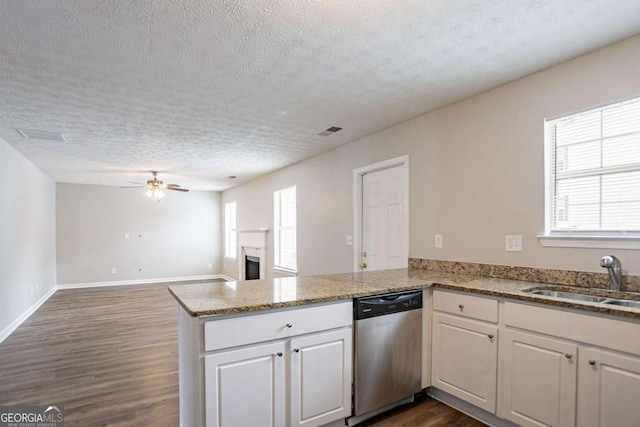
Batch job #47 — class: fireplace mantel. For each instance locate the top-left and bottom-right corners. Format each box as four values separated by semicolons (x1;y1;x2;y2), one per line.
237;229;269;280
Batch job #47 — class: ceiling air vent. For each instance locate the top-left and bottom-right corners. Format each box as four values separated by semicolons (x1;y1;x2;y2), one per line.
318;126;343;136
17;129;67;143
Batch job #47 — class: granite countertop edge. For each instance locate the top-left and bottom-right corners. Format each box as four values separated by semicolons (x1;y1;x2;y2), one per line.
168;269;640;320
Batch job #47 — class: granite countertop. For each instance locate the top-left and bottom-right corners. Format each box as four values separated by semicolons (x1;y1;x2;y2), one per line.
168;268;640;319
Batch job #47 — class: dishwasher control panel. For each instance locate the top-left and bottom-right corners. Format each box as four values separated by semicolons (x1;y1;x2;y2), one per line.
354;289;422;320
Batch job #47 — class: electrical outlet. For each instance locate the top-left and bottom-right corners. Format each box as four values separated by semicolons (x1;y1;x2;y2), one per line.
110;267;117;274
434;234;443;249
346;235;354;246
124;233;129;240
208;263;213;270
505;235;523;252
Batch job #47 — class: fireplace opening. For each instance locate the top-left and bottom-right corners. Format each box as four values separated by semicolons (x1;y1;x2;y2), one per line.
245;255;260;280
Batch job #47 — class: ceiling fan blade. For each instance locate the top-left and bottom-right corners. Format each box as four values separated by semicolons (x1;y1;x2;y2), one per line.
166;183;181;188
128;181;146;185
120;185;145;188
166;187;189;192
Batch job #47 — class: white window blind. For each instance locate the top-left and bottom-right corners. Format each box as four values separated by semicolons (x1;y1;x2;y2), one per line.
545;97;640;236
224;202;236;258
274;186;297;271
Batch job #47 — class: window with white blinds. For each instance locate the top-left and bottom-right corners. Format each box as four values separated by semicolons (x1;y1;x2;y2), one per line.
274;186;297;271
545;96;640;237
224;201;236;258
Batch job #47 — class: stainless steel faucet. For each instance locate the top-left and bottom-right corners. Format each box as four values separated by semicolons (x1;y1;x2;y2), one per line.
600;255;622;292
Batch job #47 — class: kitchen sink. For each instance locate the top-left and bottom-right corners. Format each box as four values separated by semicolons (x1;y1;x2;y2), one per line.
523;286;640;309
602;299;640;309
525;289;609;303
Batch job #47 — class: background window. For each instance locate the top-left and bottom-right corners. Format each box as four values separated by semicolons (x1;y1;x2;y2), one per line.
274;186;296;271
224;201;236;258
545;97;640;235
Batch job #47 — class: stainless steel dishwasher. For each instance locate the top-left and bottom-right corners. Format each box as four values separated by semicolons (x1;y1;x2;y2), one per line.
352;289;423;422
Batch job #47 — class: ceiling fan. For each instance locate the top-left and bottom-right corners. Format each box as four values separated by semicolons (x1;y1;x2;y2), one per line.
122;171;189;201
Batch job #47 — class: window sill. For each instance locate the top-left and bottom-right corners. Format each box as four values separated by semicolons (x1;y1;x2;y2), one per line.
537;235;640;250
273;266;298;276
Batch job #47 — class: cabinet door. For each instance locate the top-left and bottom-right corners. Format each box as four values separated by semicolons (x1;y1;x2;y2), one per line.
578;347;640;427
500;330;577;427
431;312;498;413
204;341;285;427
290;328;352;427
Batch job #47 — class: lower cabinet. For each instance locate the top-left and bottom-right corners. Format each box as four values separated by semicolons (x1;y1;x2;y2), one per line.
205;341;286;427
499;329;577;427
432;292;640;427
577;347;640;427
431;312;498;413
205;328;352;427
290;328;353;427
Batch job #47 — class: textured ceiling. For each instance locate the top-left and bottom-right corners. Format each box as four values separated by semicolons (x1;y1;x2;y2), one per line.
0;1;639;191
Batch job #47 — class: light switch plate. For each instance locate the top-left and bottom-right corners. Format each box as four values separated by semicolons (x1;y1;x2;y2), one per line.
346;235;353;246
434;234;443;248
505;235;523;252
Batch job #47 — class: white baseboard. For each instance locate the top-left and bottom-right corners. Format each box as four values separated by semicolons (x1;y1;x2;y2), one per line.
218;274;237;282
0;286;57;344
57;274;229;289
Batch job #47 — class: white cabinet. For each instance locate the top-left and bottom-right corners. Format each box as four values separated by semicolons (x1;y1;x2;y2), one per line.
501;301;640;427
499;329;577;427
180;301;353;427
205;342;286;427
577;347;640;427
205;329;352;427
431;290;498;413
430;293;640;427
432;313;498;413
290;328;352;427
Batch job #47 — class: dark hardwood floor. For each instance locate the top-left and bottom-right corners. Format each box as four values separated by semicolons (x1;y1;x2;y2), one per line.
362;393;486;427
0;281;485;427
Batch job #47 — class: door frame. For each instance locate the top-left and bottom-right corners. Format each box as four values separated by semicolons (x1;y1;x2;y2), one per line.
352;155;410;272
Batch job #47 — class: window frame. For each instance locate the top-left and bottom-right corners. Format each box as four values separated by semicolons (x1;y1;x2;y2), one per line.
224;201;237;259
539;97;640;249
273;185;297;272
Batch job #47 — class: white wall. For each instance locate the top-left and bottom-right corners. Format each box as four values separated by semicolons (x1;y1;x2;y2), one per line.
57;184;222;285
0;138;57;335
223;35;640;277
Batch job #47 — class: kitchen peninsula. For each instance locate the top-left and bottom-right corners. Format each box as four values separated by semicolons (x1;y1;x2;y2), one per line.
170;264;640;427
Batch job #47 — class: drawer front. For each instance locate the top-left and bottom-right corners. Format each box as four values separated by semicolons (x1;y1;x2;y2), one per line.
204;301;352;351
433;290;498;323
504;302;640;355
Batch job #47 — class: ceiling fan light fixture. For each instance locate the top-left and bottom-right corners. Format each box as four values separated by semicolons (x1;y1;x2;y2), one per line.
122;171;188;200
145;187;165;202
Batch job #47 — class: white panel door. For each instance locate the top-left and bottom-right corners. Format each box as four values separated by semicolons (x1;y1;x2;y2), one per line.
431;313;498;413
290;328;352;427
500;330;577;427
578;347;640;427
362;164;406;271
204;341;285;427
